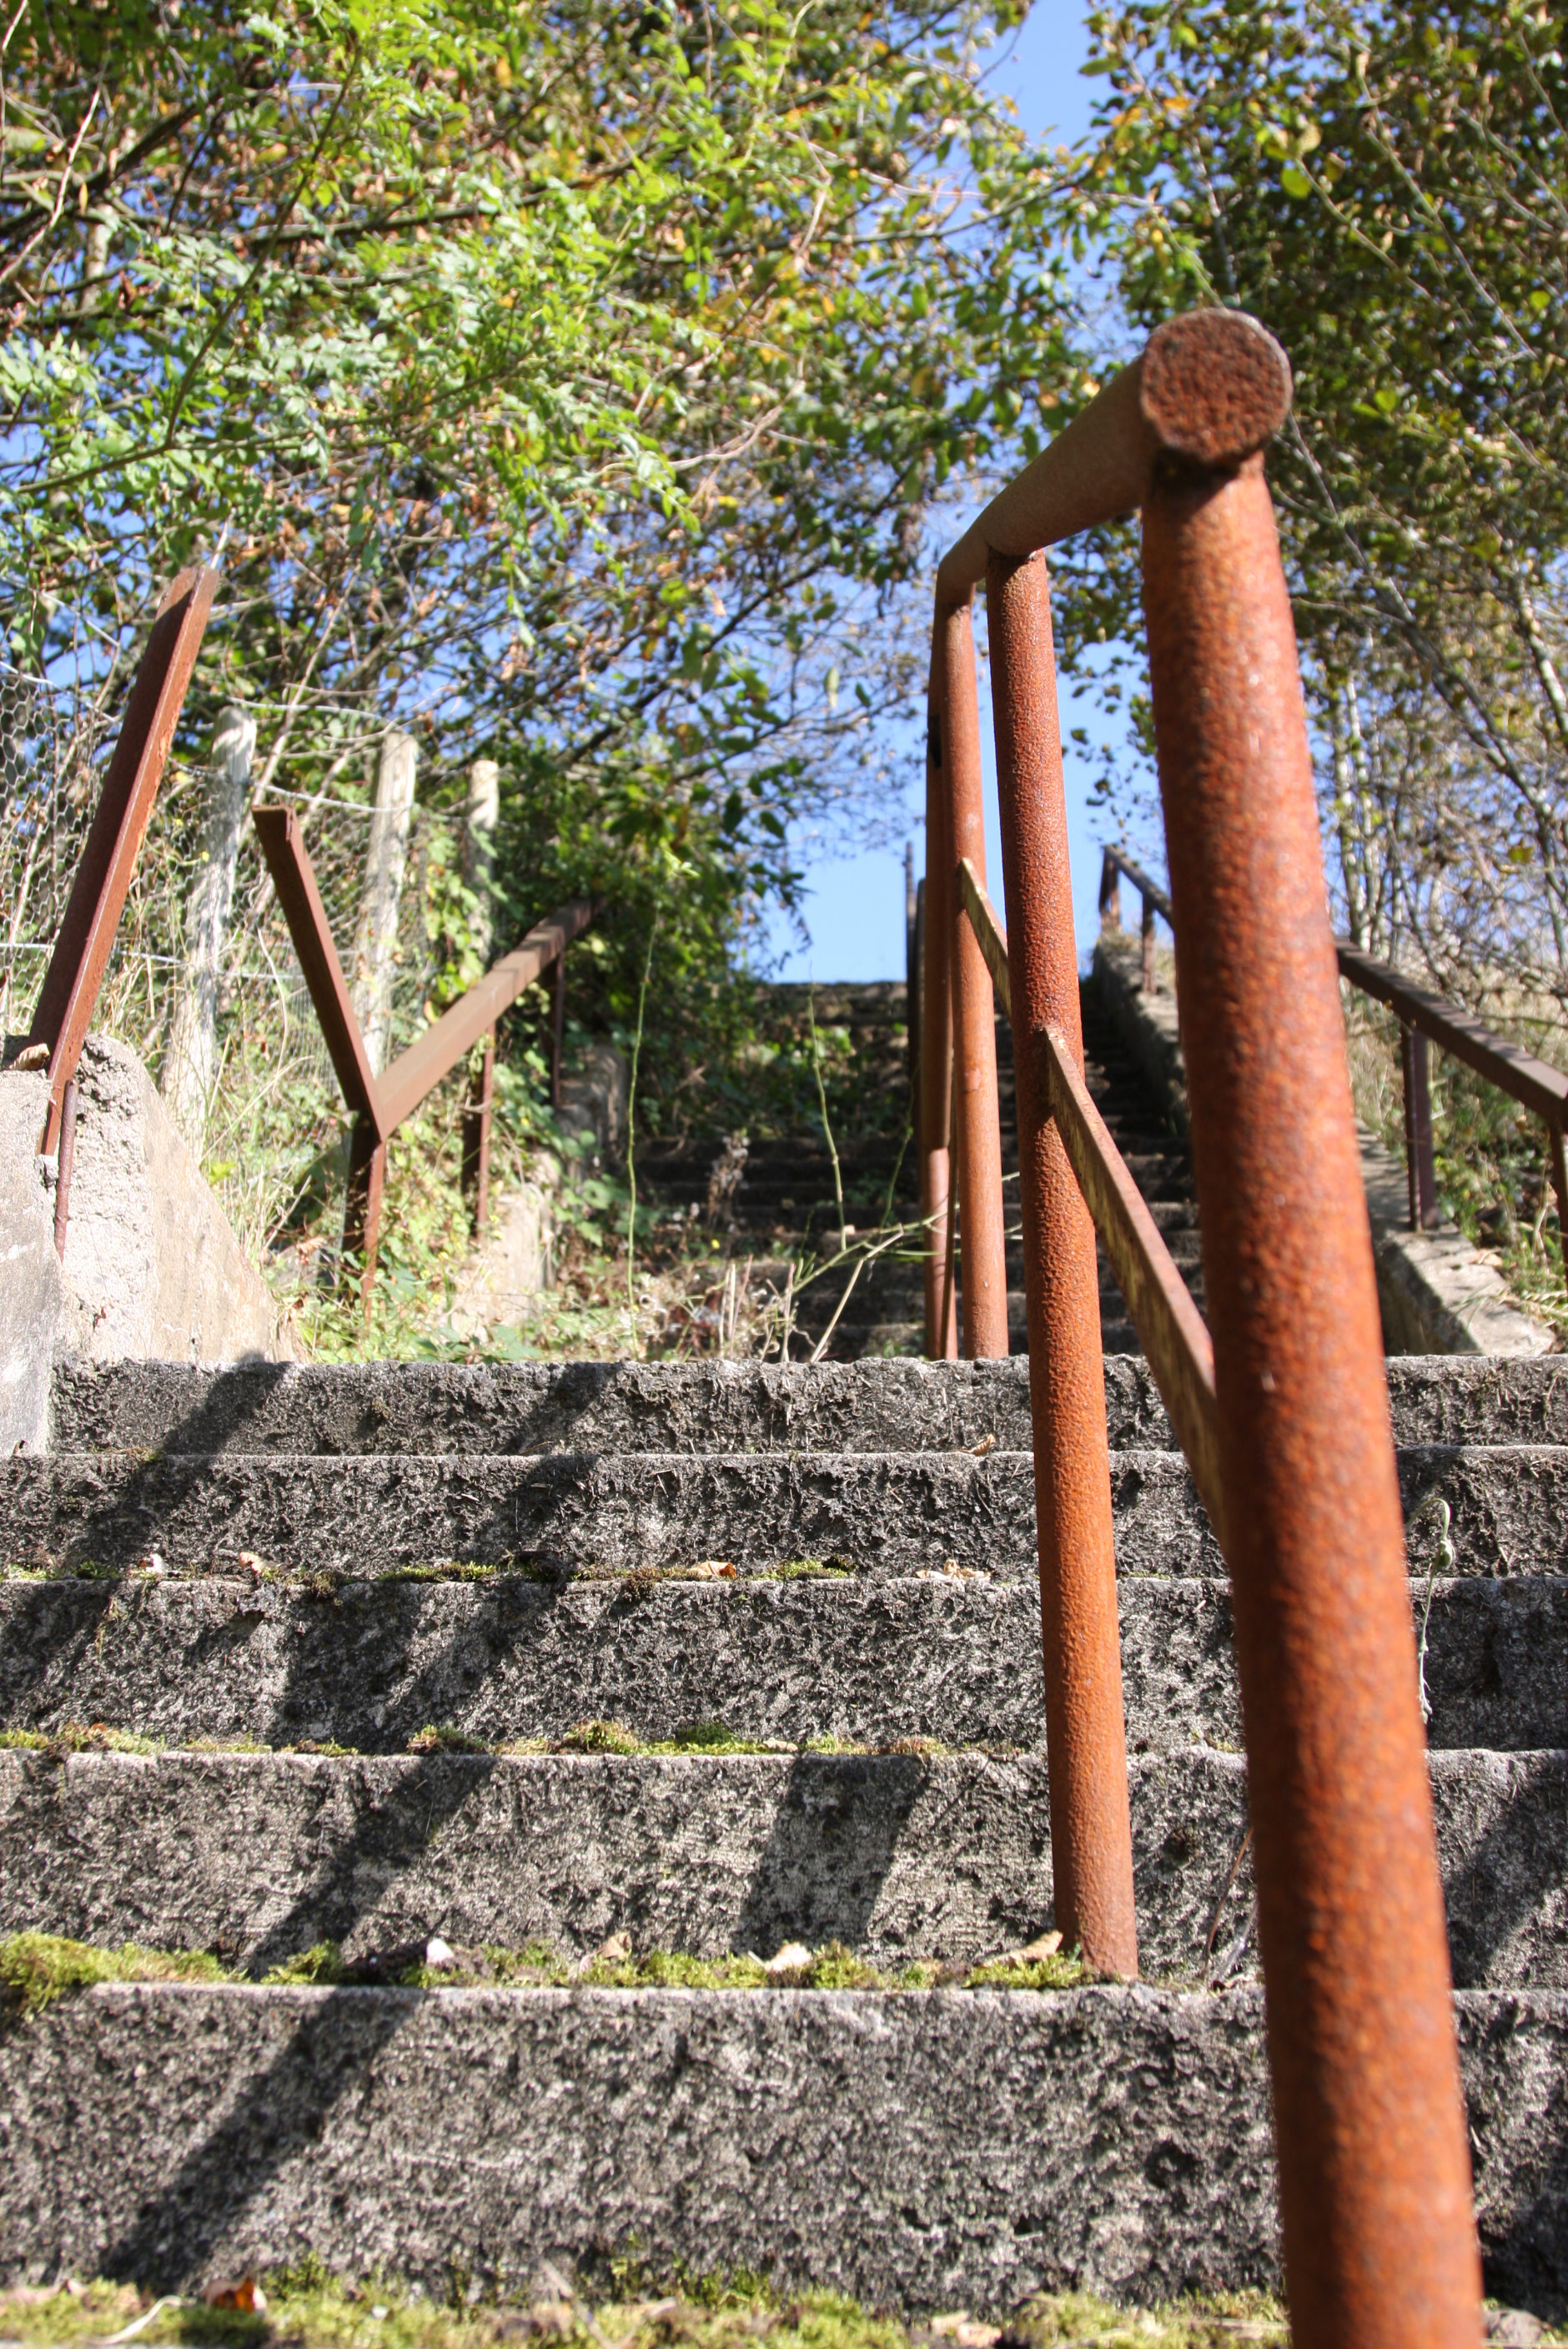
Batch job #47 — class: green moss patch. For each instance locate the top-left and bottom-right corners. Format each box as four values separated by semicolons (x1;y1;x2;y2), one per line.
0;1931;228;2018
0;2266;1313;2349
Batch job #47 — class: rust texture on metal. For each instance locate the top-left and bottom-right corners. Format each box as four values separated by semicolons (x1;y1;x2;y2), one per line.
1098;852;1122;934
937;310;1291;601
937;599;1008;1358
550;951;567;1112
28;565;219;1151
957;855;1224;1542
910;876;926;1134
252;807;384;1133
463;1033;496;1235
1400;1024;1440;1232
985;546;1138;1982
1338;937;1568;1129
1143;440;1480;2342
52;1079;78;1259
921;653;957;1358
376;898;592;1134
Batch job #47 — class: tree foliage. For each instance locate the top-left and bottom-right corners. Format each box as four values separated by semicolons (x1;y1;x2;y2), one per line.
2;0;1073;1017
1071;0;1568;1006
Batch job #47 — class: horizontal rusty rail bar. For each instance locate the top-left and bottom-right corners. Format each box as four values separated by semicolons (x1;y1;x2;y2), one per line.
1099;843;1173;930
1337;938;1568;1131
28;564;219;1151
378;898;593;1134
935;313;1292;603
957;857;1224;1548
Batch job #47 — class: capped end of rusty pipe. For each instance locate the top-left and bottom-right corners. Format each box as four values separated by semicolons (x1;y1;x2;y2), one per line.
936;309;1293;601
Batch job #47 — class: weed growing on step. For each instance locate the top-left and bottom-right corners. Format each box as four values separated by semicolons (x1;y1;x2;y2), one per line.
0;1721;159;1755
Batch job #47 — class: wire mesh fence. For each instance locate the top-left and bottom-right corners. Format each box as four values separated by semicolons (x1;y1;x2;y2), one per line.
0;660;471;1273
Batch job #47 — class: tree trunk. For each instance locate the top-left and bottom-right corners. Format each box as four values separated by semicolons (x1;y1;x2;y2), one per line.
351;729;417;1078
160;705;256;1148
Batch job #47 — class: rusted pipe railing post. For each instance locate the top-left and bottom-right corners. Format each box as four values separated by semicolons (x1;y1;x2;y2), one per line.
1140;321;1479;2346
1550;1124;1568;1265
987;547;1138;1979
1140;892;1158;994
910;877;925;1135
463;1031;496;1236
921;654;957;1357
1098;848;1121;935
1400;1023;1439;1231
937;598;1008;1358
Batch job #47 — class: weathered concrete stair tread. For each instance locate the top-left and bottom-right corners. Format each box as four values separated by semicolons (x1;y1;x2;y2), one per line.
1;1745;1561;1989
49;1354;1568;1457
3;1573;1561;1757
8;1442;1565;1577
0;1982;1557;2311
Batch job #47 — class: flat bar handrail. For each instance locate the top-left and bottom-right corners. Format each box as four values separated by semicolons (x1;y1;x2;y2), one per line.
253;797;591;1308
254;805;383;1132
1336;938;1568;1130
379;898;593;1134
935;312;1293;603
957;858;1225;1549
27;563;219;1151
1099;843;1173;931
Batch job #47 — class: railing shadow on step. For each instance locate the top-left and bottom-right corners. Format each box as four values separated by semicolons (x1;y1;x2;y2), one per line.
1101;833;1568;1258
253;803;591;1315
919;309;1483;2344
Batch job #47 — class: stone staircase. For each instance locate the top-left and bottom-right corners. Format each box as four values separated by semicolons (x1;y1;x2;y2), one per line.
0;988;1564;2321
637;976;1205;1358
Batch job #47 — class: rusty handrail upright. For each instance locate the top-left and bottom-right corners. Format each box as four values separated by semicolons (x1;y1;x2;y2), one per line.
1098;843;1172;995
982;548;1138;1979
936;599;1008;1357
927;307;1480;2347
920;650;957;1356
26;564;219;1155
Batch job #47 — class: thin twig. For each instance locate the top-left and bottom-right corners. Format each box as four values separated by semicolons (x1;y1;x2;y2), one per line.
807;983;847;1255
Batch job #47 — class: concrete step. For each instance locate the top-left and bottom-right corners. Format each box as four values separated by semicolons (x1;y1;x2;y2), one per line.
6;1443;1565;1580
47;1355;1568;1460
4;1572;1558;1756
0;1979;1558;2308
2;1745;1562;1989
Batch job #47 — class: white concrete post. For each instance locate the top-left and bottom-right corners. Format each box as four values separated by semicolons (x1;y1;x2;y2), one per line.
351;728;418;1078
160;704;257;1148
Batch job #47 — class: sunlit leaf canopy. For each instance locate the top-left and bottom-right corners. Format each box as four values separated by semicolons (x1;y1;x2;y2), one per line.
0;0;1078;983
1069;0;1568;1002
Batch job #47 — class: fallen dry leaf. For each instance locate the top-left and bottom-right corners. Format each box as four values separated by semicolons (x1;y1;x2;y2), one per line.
1016;1933;1063;1962
204;2279;268;2313
596;1932;633;1963
970;1435;998;1457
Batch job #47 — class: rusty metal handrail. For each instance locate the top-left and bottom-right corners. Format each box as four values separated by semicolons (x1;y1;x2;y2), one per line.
957;858;1224;1548
1336;937;1568;1248
922;305;1481;2344
26;564;219;1159
254;801;591;1308
1098;844;1173;997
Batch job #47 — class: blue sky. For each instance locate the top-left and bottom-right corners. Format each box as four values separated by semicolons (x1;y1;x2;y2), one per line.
761;1;1133;983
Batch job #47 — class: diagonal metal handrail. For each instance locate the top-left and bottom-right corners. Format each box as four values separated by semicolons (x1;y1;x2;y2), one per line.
253;800;591;1309
957;858;1224;1552
27;564;220;1156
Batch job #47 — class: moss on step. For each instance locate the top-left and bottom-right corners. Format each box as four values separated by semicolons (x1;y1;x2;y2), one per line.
0;2264;1309;2349
0;1930;1091;2013
0;1929;228;2016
